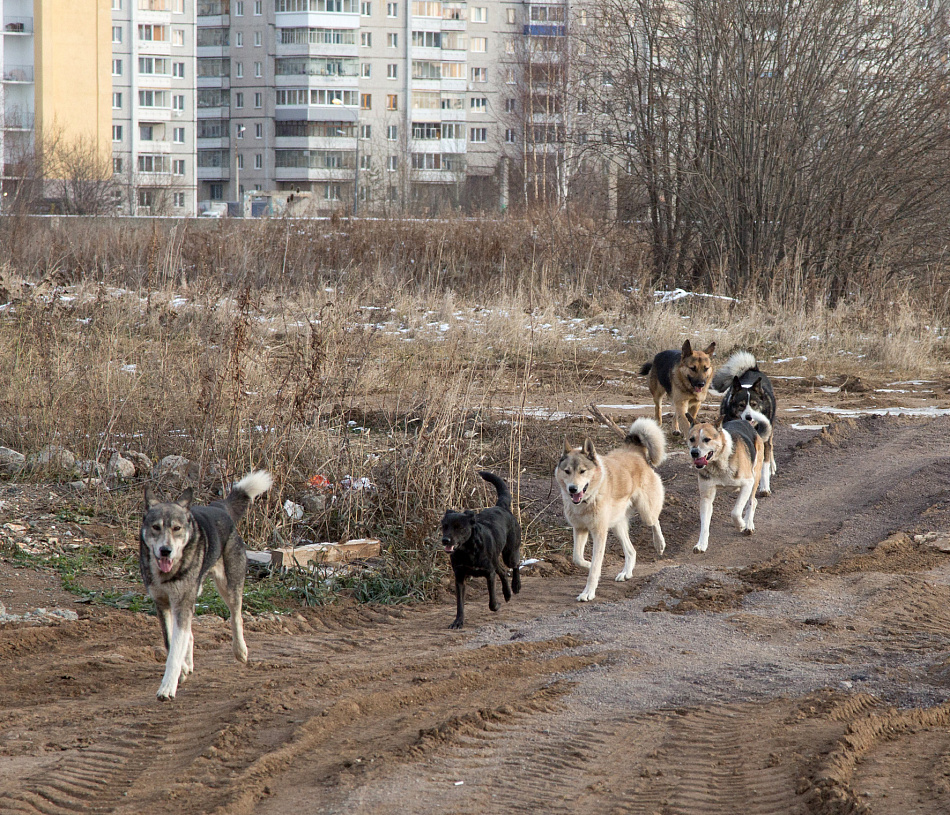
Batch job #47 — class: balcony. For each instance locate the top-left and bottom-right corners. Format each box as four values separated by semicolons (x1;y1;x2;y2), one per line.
3;109;34;130
3;17;33;34
2;65;34;83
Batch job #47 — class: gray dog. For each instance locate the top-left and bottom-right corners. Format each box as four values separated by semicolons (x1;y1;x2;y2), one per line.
139;470;272;701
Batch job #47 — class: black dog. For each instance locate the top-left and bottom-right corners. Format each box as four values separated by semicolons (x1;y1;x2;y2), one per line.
713;351;777;495
440;471;522;629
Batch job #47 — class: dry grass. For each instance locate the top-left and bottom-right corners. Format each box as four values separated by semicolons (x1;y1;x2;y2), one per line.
0;214;947;602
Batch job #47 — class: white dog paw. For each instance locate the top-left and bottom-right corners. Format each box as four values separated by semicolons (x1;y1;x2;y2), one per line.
615;571;632;582
156;687;176;702
693;543;708;554
743;527;755;536
757;489;771;498
576;590;595;602
573;559;592;571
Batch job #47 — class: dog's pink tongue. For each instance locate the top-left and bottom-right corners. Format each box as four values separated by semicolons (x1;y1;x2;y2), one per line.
693;456;708;468
571;492;584;504
158;557;174;574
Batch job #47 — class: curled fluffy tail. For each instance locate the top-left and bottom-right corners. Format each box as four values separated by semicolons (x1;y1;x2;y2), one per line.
478;471;512;511
740;407;773;440
624;418;667;467
225;470;273;520
712;350;758;392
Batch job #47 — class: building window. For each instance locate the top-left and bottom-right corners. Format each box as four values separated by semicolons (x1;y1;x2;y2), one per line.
112;125;123;141
387;124;397;140
505;128;516;143
113;156;123;174
138;190;154;207
236;32;243;46
386;94;398;110
255;123;263;138
360;124;371;138
210;183;223;200
236;92;244;108
254;92;262;108
254;0;263;12
325;183;341;201
360;93;372;109
173;0;184;12
236;61;244;78
361;31;372;47
387;155;397;171
505;97;516;113
254;154;263;169
506;7;515;23
237;154;244;169
236;123;245;138
138;24;168;42
140;124;154;140
255;61;263;77
254;31;262;46
361;0;371;13
174;192;185;208
470;127;487;143
387;1;397;14
387;32;398;47
471;67;486;82
361;63;371;77
112;59;122;76
235;0;244;13
112;25;122;43
174;127;185;143
470;97;487;111
174;94;185;111
470;6;486;21
138;155;170;173
470;36;486;52
173;62;185;77
172;28;184;46
113;92;122;109
112;0;121;8
387;63;397;79
173;159;186;175
360;154;371;170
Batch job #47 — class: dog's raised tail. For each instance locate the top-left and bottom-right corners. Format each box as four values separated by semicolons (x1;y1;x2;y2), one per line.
712;350;758;393
478;471;512;512
625;418;667;467
225;470;273;520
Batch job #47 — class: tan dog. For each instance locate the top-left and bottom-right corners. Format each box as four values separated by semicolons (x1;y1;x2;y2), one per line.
556;415;667;602
685;412;768;554
640;340;716;436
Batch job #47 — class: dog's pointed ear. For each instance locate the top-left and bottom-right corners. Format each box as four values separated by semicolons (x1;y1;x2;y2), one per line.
704;341;716;356
714;414;724;428
563;439;573;455
582;438;597;459
730;375;744;392
681;339;693;357
686;411;697;427
750;375;763;393
175;487;194;509
144;485;160;509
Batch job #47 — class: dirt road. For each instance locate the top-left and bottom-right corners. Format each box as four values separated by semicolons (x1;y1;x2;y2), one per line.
2;382;950;814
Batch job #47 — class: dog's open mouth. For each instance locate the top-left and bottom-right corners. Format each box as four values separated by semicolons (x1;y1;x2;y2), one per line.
692;454;710;468
157;557;174;573
570;489;585;504
442;544;455;554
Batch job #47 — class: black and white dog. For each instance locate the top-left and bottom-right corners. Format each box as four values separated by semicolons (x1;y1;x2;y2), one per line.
140;470;272;701
440;471;522;629
713;351;777;495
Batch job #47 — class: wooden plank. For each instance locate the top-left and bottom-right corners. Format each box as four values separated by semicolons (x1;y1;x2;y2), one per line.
269;539;382;569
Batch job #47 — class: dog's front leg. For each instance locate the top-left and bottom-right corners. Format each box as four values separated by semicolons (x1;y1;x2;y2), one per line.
572;527;591;570
157;605;194;701
694;481;717;553
450;574;466;629
578;527;608;601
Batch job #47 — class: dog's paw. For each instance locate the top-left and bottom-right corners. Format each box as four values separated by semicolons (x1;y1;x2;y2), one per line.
693;543;708;554
615;571;633;582
742;527;754;536
573;558;592;571
757;489;771;498
576;589;595;602
156;686;176;702
233;643;248;663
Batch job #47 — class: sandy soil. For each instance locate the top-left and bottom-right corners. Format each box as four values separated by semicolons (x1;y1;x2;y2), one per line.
2;370;950;815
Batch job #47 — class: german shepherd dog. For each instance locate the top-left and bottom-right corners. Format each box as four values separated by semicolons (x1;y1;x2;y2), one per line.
686;413;769;554
640;340;717;436
440;471;522;629
713;351;777;495
556;415;666;602
140;470;272;701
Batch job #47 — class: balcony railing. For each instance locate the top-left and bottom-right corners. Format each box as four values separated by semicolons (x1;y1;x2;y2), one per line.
3;17;33;34
198;1;230;15
3;109;34;129
2;65;34;83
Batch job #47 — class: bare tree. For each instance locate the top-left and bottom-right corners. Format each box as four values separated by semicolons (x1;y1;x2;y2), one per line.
575;0;950;298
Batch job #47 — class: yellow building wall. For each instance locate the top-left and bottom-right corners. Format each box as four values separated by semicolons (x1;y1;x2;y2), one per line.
34;0;112;167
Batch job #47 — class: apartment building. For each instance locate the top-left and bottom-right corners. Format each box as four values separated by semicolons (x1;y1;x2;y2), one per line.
111;0;197;214
1;0;112;208
194;0;529;213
